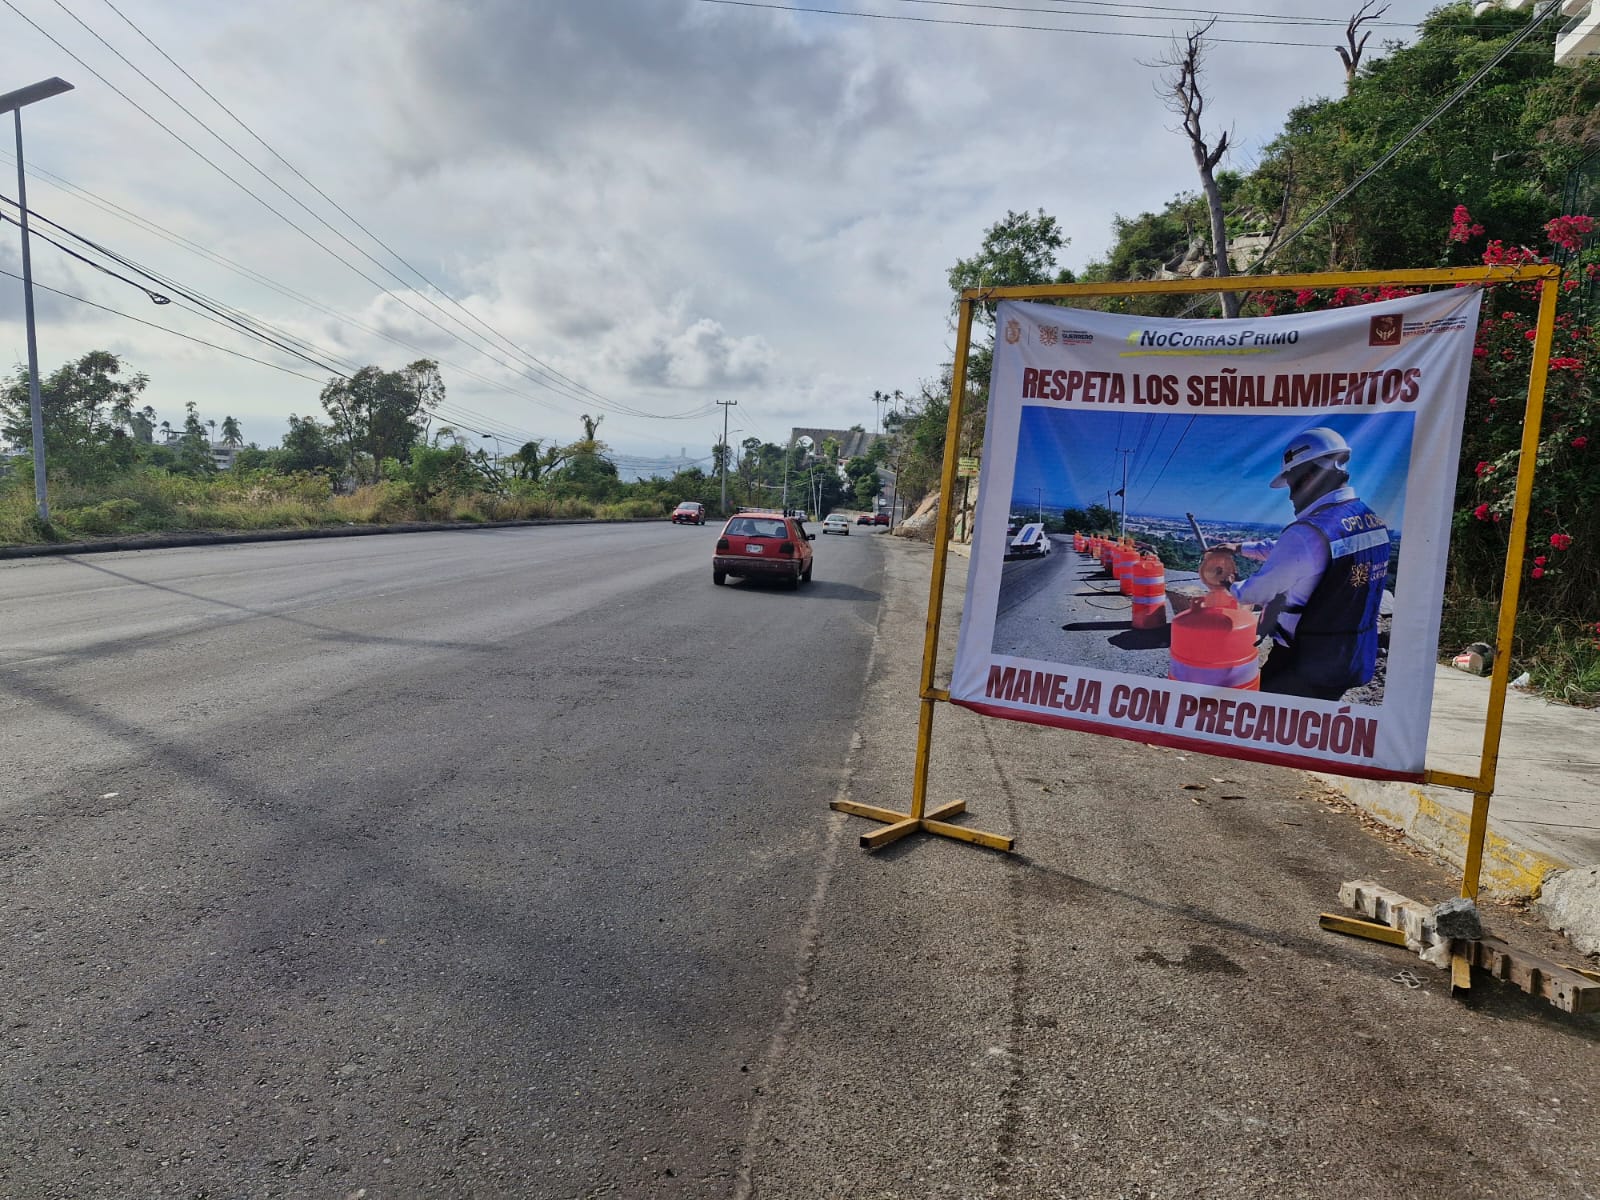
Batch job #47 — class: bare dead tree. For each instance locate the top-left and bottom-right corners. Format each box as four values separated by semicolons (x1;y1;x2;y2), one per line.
1336;2;1389;89
1150;20;1239;318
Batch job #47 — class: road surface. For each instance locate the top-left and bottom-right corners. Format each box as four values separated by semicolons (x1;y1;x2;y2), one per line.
0;522;887;1198
2;524;1596;1199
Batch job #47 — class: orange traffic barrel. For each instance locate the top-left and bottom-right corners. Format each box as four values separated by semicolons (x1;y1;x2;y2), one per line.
1129;553;1167;628
1073;532;1085;553
1114;546;1139;594
1170;591;1260;689
1099;540;1116;569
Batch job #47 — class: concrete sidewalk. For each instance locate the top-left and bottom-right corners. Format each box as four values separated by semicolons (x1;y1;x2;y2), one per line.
1322;666;1600;951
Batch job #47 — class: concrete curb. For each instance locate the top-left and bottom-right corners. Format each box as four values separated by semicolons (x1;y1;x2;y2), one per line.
1313;772;1568;898
0;516;650;560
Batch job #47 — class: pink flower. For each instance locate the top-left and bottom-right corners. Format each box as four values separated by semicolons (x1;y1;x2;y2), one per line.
1544;214;1595;252
1474;504;1491;521
1573;436;1589;449
1551;357;1584;371
1475;461;1491;477
1532;566;1545;579
1550;532;1573;550
1535;556;1548;566
1449;205;1485;244
1473;346;1488;358
1295;289;1316;306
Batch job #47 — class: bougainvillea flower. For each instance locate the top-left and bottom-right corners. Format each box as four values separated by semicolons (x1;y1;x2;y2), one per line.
1550;533;1573;550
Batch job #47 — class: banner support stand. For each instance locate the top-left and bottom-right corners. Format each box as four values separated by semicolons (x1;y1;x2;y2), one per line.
833;296;1015;853
838;265;1557;884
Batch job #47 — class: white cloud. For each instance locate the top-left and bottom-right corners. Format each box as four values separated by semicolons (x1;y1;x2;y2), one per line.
0;0;1444;459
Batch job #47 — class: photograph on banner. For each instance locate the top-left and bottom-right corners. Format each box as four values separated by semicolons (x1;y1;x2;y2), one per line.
950;289;1484;781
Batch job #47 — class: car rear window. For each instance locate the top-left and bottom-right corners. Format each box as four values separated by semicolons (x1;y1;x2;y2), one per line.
727;518;789;538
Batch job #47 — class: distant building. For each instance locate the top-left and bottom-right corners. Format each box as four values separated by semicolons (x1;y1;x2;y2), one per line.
787;427;879;461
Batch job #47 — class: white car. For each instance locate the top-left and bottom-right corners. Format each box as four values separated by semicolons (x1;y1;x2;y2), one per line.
821;513;852;535
1007;522;1051;558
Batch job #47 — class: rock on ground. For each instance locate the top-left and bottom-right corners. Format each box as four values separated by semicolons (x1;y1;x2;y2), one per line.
1535;865;1600;957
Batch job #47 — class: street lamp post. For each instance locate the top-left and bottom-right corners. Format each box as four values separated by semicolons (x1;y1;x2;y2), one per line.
716;399;738;515
477;431;505;470
1;76;73;524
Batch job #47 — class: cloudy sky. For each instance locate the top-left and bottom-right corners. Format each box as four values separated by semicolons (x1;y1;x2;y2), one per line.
0;0;1449;473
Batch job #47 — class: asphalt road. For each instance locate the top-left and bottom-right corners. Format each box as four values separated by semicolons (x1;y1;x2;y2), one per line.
0;522;888;1199
993;537;1206;676
4;524;1598;1200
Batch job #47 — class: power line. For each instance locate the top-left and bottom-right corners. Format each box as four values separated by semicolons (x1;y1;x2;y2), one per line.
1165;1;1565;317
1134;415;1195;507
90;0;657;423
0;267;328;383
4;0;709;425
693;0;1385;46
0;178;629;439
886;0;1412;30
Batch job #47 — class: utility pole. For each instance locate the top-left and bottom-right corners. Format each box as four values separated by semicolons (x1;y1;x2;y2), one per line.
1116;449;1131;540
717;399;737;515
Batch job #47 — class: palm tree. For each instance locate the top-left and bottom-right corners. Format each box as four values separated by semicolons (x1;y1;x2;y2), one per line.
221;416;243;447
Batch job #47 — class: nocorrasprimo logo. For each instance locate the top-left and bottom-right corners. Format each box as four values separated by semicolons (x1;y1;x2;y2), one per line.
1122;328;1301;351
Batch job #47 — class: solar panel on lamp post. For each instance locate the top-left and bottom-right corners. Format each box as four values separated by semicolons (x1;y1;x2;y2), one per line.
0;77;74;524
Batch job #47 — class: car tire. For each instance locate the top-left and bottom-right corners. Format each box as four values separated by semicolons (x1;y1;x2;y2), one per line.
802;563;813;583
713;570;726;586
786;572;799;590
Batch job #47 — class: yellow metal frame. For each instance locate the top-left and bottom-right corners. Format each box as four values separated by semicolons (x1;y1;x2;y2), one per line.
835;265;1562;873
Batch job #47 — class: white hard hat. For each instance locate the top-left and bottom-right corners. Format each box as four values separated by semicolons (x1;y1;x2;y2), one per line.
1271;427;1351;488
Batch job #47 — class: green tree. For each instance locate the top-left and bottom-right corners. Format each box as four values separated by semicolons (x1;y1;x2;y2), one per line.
0;350;148;483
220;415;244;447
169;401;215;477
319;359;445;480
946;208;1073;327
277;413;342;474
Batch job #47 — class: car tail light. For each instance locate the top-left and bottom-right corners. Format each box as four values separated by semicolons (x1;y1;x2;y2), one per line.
716;537;729;551
779;541;794;554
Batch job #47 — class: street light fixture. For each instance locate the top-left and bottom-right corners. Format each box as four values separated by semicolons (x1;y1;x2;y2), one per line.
1;77;73;524
477;431;505;468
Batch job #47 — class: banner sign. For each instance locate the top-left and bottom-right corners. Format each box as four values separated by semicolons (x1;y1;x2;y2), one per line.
950;290;1484;780
958;457;980;478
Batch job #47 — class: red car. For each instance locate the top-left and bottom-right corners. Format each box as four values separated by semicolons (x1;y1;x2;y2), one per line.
671;501;706;525
713;511;814;589
872;513;890;526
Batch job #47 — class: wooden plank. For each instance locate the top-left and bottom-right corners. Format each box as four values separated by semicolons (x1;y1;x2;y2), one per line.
1337;880;1446;961
1451;951;1473;993
1463;935;1600;1015
1319;913;1408;946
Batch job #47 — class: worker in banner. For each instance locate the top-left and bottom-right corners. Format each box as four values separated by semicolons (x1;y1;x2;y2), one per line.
1220;427;1391;701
